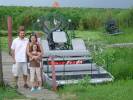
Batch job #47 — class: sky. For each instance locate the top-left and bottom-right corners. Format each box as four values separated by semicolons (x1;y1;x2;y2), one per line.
0;0;133;8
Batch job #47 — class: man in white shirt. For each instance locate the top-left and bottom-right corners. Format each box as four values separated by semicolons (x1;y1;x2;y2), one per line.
11;26;29;88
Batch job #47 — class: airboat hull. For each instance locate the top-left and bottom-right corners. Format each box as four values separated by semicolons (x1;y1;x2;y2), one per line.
41;38;113;85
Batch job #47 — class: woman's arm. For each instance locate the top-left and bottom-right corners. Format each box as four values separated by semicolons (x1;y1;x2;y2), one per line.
11;49;16;64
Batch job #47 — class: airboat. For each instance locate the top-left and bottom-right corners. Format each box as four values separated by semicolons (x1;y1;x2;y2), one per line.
33;13;114;86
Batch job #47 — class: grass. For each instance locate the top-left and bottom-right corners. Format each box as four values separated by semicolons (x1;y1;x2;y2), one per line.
108;48;133;80
58;80;133;100
0;87;25;100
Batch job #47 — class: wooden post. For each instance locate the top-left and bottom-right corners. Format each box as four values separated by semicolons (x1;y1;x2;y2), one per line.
7;16;12;55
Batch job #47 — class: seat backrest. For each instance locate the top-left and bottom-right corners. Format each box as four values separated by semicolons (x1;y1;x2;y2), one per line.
53;31;67;43
72;39;86;50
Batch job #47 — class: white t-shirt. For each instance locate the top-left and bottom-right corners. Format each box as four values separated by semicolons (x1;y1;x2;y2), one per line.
11;37;29;62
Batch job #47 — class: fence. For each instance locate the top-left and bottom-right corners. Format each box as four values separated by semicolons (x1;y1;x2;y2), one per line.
0;35;14;86
0;36;4;85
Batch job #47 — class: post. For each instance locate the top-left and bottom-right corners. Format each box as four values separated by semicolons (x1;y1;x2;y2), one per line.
7;16;12;55
0;35;4;86
50;56;57;91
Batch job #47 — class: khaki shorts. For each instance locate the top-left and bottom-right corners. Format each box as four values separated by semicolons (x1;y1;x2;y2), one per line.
13;62;28;76
30;67;42;82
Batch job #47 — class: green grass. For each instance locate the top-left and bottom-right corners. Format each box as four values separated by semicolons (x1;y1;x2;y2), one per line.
58;80;133;100
0;87;25;100
108;48;133;79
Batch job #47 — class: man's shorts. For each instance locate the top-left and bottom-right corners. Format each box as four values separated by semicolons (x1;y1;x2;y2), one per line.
13;62;28;76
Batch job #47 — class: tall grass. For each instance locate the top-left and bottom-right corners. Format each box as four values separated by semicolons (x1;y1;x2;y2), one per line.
107;48;133;80
58;80;133;100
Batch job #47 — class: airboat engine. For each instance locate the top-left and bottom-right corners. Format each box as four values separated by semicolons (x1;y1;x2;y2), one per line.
52;30;67;50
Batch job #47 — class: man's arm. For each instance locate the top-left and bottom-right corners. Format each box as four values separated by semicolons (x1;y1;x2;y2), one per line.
11;49;16;64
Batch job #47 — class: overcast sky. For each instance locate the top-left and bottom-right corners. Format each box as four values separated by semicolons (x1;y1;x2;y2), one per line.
0;0;133;8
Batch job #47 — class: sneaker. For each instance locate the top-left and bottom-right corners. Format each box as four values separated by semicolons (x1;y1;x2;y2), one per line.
37;87;42;91
31;87;36;92
23;84;29;89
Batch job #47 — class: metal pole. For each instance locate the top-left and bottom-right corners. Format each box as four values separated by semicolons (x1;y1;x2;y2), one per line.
50;56;57;91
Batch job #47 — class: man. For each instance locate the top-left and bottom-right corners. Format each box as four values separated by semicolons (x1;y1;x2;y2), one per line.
11;26;29;88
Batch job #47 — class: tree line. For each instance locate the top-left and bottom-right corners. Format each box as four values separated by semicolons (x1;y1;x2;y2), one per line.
0;6;133;31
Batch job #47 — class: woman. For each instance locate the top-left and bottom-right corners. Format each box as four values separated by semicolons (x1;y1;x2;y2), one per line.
26;34;43;92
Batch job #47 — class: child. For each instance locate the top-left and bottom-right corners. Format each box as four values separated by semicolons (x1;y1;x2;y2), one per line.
29;44;42;92
29;44;41;62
